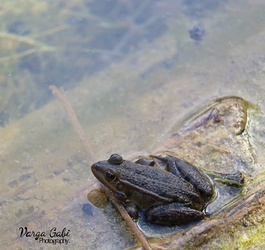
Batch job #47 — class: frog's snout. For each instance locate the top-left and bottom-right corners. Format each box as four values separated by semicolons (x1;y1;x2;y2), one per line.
91;162;101;175
91;161;110;175
91;162;98;170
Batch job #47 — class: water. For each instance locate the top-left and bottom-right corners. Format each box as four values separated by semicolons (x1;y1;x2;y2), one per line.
1;0;265;249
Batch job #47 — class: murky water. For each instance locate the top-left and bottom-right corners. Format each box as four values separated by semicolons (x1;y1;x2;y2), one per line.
1;0;265;249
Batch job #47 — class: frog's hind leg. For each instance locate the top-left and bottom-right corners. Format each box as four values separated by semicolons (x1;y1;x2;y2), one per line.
145;203;205;226
135;158;155;166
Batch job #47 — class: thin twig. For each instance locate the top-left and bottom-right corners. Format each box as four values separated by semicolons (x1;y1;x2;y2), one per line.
49;85;95;162
50;85;152;249
0;32;50;47
0;47;56;64
106;189;153;250
32;25;71;39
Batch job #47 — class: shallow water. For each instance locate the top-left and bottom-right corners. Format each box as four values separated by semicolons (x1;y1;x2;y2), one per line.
1;0;265;249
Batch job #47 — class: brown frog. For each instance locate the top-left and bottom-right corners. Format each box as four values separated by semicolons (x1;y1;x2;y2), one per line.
91;154;216;226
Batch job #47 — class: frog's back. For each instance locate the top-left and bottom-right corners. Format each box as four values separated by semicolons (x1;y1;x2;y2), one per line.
120;161;200;204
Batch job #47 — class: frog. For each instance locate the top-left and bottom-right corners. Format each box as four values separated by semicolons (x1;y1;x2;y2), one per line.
91;153;216;226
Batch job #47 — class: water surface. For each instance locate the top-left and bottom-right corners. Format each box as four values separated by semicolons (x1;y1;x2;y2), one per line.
1;0;265;249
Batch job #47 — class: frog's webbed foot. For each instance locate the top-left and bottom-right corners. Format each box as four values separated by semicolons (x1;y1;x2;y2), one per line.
205;170;245;186
145;203;205;226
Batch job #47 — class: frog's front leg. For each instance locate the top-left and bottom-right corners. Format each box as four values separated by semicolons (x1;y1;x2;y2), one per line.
145;203;204;226
124;202;139;220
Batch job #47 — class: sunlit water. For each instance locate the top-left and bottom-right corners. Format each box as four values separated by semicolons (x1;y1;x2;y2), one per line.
1;0;265;249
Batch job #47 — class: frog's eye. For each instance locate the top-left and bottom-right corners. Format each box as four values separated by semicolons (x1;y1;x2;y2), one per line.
108;154;123;165
105;169;117;181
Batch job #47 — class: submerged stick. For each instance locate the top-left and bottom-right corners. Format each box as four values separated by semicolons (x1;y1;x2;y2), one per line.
50;85;151;249
49;85;95;162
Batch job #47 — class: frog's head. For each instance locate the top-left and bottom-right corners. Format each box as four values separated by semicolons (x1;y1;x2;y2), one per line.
91;154;128;199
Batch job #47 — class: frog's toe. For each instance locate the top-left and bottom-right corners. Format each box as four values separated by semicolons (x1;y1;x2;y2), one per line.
145;203;205;226
125;202;139;220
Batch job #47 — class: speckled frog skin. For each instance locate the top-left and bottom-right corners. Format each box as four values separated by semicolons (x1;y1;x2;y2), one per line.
91;154;214;226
